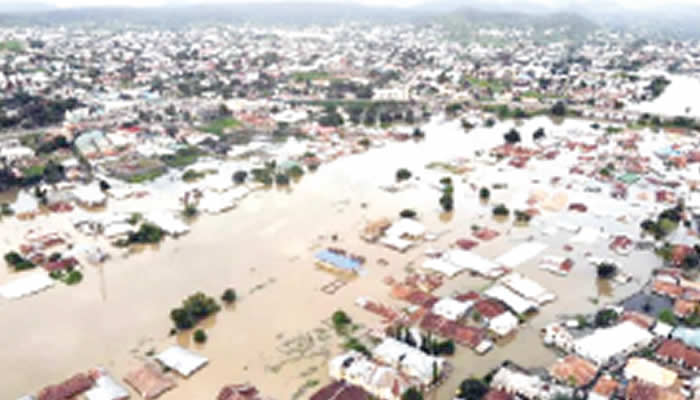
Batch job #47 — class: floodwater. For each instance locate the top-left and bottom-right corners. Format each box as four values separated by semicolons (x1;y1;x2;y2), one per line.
629;73;700;118
0;115;667;399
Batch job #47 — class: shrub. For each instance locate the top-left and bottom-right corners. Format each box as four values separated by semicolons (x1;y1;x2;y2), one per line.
193;329;207;343
440;194;454;212
275;173;290;185
402;387;423;400
170;292;221;330
594;309;618;328
233;170;248;184
396;168;412;182
64;270;83;285
221;288;237;304
457;378;488;400
288;165;305;178
182;169;205;182
400;209;417;219
658;309;678;326
359;137;371;147
4;251;35;271
332;310;352;333
479;187;490;199
493;204;510;216
596;262;617;279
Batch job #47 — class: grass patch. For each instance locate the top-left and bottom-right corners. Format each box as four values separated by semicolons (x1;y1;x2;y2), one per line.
199;117;241;136
126;169;165;183
0;40;24;53
161;146;202;168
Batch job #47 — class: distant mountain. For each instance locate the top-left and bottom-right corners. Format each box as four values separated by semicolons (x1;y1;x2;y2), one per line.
436;7;598;41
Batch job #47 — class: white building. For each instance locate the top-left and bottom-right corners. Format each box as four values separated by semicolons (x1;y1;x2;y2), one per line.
574;321;654;365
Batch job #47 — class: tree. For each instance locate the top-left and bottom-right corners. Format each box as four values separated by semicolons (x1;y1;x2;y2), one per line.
99;180;111;191
400;209;417;219
275;173;290;185
233;170;248;184
503;128;521;144
597;262;617;279
551;101;567;117
479;187;490;200
401;387;423;400
221;288;236;304
658;309;678;326
533;127;545;140
332;310;352;333
440;194;454;212
457;378;488;400
412;128;425;138
594;309;618;328
193;329;207;343
396;168;412;182
493;204;510;217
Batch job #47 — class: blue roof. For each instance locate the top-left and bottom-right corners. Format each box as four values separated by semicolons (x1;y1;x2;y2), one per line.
315;250;361;271
672;327;700;349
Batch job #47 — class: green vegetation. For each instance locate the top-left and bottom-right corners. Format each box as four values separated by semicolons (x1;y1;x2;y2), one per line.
343;337;372;357
440;181;455;212
127;212;142;225
193;329;208;343
658;309;678;326
115;223;165;247
641;205;682;240
275;173;290;185
332;310;352;334
287;165;305;178
291;71;329;82
479;187;490;200
492;204;510;217
199;117;241;136
49;268;83;285
401;387;424;400
233;170;248;184
594;309;618;328
4;251;35;271
126;169;166;183
396;168;412;182
182;169;206;182
221;288;237;304
0;40;24;53
596;262;617;279
161;146;202;168
358;137;371;147
170;292;221;330
400;209;417;219
182;203;199;218
514;210;532;223
457;378;488;400
464;76;507;94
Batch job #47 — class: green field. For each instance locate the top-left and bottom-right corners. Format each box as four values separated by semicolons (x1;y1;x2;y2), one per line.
0;40;24;53
291;71;329;82
199;117;241;136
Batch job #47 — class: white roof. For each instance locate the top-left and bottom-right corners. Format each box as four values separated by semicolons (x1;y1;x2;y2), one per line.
13;190;39;215
445;249;500;276
501;273;555;305
574;321;654;365
144;212;189;235
373;338;444;384
484;285;538;315
489;311;519;336
0;271;55;299
154;346;208;377
431;297;472;321
84;369;129;400
422;257;463;277
103;223;134;238
569;227;601;245
653;322;674;337
385;218;426;238
379;235;413;251
199;191;236;214
495;242;548;268
73;184;107;205
624;357;678;388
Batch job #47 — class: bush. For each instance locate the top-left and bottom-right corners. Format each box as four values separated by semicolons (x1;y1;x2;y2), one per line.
400;209;417;219
479;187;490;199
412;128;425;138
493;204;510;216
170;292;221;330
533;127;545;140
48;252;62;262
503;128;521;144
193;329;207;343
396;168;412;182
64;270;83;285
658;309;678;326
551;101;567;116
597;262;617;279
440;194;454;212
182;204;199;218
332;310;352;333
440;177;452;186
275;173;290;185
359;137;371;147
182;169;205;182
344;337;371;357
288;165;305;178
457;378;488;400
233;170;248;184
221;288;237;304
594;309;618;328
514;210;532;223
126;223;165;245
401;387;423;400
4;251;35;271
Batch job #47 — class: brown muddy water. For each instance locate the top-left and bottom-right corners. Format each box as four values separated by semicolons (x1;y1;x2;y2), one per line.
0;116;666;399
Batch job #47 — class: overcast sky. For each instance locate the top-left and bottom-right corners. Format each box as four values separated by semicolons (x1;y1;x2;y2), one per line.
2;0;697;9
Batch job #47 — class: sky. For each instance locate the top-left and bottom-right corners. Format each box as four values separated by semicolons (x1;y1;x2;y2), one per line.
3;0;699;9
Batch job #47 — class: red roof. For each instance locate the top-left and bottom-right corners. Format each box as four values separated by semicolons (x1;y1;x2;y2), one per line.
310;381;369;400
484;389;515;400
473;298;506;319
456;239;479;250
38;373;94;400
657;340;700;370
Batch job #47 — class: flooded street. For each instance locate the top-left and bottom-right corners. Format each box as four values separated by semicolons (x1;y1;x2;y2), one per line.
0;116;668;399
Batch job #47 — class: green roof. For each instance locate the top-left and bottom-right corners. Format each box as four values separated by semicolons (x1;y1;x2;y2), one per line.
618;173;640;184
